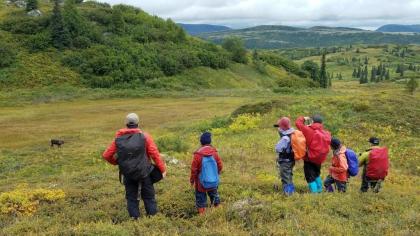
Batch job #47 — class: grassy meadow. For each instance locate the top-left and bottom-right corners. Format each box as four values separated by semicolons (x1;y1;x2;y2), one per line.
0;81;419;235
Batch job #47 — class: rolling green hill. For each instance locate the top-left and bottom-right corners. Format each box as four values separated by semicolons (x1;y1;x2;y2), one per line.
199;25;420;49
0;0;309;91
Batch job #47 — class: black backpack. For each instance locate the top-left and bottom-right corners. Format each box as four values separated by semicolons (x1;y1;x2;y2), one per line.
115;133;151;181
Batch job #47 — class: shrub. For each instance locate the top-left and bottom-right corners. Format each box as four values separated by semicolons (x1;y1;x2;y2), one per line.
276;77;319;88
25;32;51;52
222;36;248;64
232;101;273;117
0;184;65;216
156;134;189;153
259;53;309;78
352;101;370;112
1;15;49;35
212;114;261;134
0;42;17;68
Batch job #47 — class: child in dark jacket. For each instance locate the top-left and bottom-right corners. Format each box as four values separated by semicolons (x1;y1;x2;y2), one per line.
190;132;223;215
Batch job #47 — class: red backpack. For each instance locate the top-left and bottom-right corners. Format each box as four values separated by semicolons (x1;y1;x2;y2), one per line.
307;129;331;165
366;147;389;180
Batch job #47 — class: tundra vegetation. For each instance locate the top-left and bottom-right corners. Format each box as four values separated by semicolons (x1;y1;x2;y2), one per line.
0;1;419;235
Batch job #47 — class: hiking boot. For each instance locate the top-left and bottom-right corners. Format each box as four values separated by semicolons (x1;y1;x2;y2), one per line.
198;207;206;215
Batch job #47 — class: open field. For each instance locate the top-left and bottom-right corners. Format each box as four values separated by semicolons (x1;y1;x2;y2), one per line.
0;81;419;235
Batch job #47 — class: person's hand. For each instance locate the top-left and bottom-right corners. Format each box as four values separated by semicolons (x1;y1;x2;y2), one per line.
162;171;167;178
304;116;310;121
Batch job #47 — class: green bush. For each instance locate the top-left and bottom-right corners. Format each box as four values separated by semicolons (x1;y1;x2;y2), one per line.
232;101;273;117
276;76;319;88
1;15;49;35
156;134;189;153
0;42;16;68
259;52;309;78
25;32;51;52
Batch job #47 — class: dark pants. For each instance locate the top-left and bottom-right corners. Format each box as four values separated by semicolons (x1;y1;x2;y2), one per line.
324;175;347;192
195;189;220;208
277;159;295;186
360;166;383;193
304;161;321;183
124;176;157;219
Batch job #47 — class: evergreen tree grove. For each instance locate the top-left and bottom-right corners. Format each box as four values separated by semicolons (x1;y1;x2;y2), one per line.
319;52;328;88
51;0;72;49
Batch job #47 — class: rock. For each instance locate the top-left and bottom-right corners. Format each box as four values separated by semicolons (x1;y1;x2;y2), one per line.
162;154;180;165
230;198;264;218
27;9;42;17
14;0;26;8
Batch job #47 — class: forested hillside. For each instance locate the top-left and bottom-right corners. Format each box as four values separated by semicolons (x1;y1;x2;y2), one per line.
0;0;236;88
178;23;231;35
199;25;420;49
0;0;311;90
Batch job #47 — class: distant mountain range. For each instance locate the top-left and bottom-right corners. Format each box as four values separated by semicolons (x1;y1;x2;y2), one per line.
376;24;420;33
198;25;420;48
178;23;231;35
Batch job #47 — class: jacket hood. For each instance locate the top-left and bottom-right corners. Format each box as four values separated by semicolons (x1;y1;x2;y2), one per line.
115;128;142;137
309;123;324;130
280;128;295;135
195;145;217;156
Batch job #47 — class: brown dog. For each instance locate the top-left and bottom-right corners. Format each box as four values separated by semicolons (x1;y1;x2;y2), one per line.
51;139;64;148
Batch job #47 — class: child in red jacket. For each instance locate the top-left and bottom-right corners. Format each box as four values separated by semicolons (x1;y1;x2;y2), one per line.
190;132;223;215
324;138;348;192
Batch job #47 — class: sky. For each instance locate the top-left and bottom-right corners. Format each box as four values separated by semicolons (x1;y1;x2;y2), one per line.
102;0;420;30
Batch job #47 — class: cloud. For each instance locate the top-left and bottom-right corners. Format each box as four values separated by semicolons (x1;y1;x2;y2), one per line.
102;0;420;29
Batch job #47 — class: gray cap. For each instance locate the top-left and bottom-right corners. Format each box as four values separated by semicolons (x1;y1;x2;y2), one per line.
312;114;323;124
125;113;139;125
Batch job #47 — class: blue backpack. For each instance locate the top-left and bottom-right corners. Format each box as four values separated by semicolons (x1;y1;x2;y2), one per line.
199;155;219;189
345;149;359;177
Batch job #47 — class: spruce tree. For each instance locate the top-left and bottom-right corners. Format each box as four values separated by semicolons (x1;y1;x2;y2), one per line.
385;69;390;80
328;74;332;87
357;66;361;78
352;68;357;78
319;52;328;88
252;49;259;61
63;0;87;39
364;65;368;83
406;78;418;95
112;8;125;35
26;0;38;12
399;65;405;77
51;0;71;49
371;66;377;83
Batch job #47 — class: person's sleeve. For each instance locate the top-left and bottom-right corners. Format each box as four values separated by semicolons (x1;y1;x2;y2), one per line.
190;154;199;184
359;152;369;167
102;140;118;165
215;152;223;173
275;136;289;153
295;116;311;137
144;133;166;173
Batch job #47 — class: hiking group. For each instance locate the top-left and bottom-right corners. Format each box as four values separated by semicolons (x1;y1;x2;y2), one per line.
274;115;389;196
102;113;390;219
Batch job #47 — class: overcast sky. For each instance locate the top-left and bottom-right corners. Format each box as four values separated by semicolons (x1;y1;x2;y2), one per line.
102;0;420;30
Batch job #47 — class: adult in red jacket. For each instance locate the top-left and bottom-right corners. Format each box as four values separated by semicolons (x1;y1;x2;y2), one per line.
295;114;331;193
102;113;166;219
190;132;223;215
